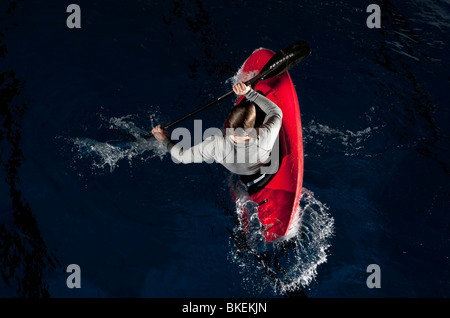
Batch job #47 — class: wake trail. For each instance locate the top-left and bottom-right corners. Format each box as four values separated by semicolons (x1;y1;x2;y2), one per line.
229;187;335;296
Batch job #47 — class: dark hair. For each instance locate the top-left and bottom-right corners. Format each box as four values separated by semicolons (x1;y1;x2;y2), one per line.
227;101;256;130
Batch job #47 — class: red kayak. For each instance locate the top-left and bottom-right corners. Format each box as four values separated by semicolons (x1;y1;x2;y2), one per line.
232;47;304;243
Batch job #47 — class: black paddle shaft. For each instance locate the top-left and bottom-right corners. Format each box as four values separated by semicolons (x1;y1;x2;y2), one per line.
144;40;311;139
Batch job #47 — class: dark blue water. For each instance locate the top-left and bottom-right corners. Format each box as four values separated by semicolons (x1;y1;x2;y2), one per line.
1;0;449;298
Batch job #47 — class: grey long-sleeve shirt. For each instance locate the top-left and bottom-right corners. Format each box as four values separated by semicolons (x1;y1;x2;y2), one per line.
162;88;283;176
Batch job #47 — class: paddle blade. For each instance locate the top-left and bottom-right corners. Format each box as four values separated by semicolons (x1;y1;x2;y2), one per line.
246;40;311;86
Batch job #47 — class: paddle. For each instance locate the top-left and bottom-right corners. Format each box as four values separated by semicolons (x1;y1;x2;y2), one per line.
143;40;311;140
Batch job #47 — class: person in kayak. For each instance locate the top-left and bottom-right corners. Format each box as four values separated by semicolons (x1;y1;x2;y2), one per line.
151;82;282;193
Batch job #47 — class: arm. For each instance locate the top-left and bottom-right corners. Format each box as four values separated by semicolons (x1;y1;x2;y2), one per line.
162;135;216;164
233;82;283;130
152;125;216;164
151;82;248;159
244;88;283;148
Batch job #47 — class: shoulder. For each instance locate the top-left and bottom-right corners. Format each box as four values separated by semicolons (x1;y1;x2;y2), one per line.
202;133;228;147
203;133;222;142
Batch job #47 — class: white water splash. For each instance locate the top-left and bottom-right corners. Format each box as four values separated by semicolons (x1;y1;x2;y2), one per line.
303;119;384;156
233;184;268;254
226;48;262;87
278;189;335;292
228;187;334;296
66;114;167;174
232;69;259;85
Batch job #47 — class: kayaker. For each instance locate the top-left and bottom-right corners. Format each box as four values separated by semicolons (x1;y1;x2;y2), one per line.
151;82;282;193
